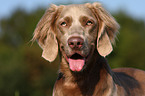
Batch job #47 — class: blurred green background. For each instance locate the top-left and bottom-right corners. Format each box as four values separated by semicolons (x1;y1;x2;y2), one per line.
0;1;145;96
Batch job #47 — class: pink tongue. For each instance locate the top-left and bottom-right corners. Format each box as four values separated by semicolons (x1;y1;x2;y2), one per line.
68;58;85;72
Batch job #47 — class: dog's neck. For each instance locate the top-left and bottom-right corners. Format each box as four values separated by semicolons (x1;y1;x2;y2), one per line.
58;50;114;95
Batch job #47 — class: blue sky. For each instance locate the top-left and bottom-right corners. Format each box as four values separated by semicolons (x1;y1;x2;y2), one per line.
0;0;145;21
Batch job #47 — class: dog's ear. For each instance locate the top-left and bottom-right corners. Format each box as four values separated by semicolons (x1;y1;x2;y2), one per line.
86;2;119;57
32;5;64;62
97;23;113;57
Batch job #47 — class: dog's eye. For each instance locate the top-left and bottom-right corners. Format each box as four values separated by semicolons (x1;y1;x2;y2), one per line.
86;20;93;26
60;22;67;27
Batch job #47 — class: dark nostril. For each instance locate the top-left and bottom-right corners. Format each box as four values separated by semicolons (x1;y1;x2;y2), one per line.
69;42;74;45
68;37;84;49
77;42;80;45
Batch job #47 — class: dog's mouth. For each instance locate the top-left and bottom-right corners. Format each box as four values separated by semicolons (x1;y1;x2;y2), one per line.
68;53;85;72
61;43;95;72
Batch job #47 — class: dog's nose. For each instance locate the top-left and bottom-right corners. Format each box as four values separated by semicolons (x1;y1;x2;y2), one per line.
68;37;84;50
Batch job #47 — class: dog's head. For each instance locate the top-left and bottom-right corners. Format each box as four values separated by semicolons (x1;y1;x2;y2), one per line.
32;2;119;72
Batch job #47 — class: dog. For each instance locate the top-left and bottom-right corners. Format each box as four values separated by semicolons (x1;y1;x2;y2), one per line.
32;2;145;96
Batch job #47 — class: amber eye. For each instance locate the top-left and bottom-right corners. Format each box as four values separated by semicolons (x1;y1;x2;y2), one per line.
86;20;93;26
60;22;67;26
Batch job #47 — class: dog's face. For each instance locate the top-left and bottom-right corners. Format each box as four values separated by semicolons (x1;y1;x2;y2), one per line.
33;3;119;72
55;5;98;71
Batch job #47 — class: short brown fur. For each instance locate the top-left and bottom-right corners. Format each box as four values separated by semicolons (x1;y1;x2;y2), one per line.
33;2;145;96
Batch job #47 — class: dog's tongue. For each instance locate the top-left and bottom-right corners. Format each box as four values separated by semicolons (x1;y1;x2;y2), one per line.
68;58;85;72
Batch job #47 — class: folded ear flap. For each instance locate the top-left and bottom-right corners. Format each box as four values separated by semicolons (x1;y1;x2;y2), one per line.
41;32;58;62
97;23;113;57
32;5;64;62
88;2;120;57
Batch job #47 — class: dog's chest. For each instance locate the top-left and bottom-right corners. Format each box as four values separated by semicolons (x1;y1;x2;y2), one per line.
54;80;82;96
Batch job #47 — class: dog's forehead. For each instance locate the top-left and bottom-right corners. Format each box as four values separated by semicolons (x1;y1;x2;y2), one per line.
60;4;94;18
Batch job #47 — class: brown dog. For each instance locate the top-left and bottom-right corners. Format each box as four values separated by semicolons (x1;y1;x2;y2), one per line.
32;2;145;96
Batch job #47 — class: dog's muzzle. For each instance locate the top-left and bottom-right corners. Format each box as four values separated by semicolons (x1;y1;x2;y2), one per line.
67;37;85;72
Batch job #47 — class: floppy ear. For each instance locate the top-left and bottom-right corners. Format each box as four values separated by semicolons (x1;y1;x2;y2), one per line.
86;2;119;57
32;5;64;62
97;23;113;57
